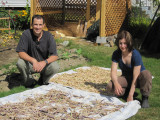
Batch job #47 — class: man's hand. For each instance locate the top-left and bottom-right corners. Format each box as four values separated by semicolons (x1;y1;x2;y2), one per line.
38;61;46;72
33;60;46;72
114;82;123;96
18;52;49;73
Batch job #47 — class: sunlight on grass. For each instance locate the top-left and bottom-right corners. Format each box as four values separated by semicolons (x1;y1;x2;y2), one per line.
0;86;27;98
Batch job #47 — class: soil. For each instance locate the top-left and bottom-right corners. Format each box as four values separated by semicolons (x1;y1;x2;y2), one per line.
0;38;91;92
49;22;87;38
0;48;18;66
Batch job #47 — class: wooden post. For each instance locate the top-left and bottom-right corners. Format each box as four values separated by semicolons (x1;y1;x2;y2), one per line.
96;0;101;21
30;0;36;27
100;0;106;37
9;10;11;35
86;0;91;29
62;0;65;25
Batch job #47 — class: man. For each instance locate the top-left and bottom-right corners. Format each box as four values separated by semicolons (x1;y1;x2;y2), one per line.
16;15;59;88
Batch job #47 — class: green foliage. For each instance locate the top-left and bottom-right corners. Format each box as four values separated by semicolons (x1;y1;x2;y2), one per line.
0;7;10;29
62;64;83;72
127;6;152;39
62;52;70;60
14;30;23;42
66;40;73;47
3;66;18;75
76;48;82;55
0;86;27;97
55;38;64;43
0;62;18;75
0;0;30;30
0;64;10;70
12;0;30;30
0;13;9;28
152;0;160;6
67;40;115;67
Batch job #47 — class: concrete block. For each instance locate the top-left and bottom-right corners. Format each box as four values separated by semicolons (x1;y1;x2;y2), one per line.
96;36;107;43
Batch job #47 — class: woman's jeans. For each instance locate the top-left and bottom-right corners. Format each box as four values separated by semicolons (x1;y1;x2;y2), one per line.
106;70;152;97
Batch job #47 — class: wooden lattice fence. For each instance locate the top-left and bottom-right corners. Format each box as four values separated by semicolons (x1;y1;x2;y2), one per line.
104;0;131;36
0;10;11;31
30;0;131;37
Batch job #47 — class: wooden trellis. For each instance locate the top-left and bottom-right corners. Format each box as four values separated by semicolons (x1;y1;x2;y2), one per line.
103;0;131;36
0;10;11;31
30;0;131;37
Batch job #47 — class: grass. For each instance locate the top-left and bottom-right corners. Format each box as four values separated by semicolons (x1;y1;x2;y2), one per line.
128;55;160;119
0;86;27;98
0;39;160;119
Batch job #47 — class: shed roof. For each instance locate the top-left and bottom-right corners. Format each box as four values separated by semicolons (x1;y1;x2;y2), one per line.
0;0;30;7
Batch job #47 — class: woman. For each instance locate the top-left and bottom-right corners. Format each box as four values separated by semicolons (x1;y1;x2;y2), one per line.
106;30;152;108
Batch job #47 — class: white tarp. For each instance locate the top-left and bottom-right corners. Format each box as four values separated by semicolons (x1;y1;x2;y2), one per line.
0;67;141;120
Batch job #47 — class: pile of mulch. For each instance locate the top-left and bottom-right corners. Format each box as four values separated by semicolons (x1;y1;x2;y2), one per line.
50;66;121;95
0;89;124;120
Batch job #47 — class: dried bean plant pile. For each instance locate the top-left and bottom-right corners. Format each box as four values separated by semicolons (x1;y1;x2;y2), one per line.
50;66;121;95
0;90;124;120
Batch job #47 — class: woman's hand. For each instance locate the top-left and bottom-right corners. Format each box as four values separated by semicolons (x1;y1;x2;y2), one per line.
127;94;133;102
110;62;123;96
127;66;141;102
114;82;123;96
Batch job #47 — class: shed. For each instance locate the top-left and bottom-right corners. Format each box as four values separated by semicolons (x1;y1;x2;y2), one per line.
30;0;131;37
0;0;30;8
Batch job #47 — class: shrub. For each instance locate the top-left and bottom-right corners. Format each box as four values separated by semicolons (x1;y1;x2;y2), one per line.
13;10;30;30
12;0;30;30
127;6;152;39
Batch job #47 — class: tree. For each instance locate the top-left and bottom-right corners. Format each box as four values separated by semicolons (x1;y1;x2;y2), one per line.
152;0;160;6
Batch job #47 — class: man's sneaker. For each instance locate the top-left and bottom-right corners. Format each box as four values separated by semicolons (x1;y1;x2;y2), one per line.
43;82;49;85
25;79;37;88
37;75;43;85
37;76;49;85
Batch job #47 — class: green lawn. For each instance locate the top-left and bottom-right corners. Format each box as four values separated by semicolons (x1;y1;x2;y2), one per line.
0;39;160;120
70;41;160;120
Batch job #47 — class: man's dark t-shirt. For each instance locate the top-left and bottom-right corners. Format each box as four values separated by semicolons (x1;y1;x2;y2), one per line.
16;29;57;62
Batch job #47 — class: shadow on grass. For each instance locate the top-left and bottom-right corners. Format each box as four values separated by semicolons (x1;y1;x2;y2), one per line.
85;81;142;103
85;81;109;96
5;73;23;89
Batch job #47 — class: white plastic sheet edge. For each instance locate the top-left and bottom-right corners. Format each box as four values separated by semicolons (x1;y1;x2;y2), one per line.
0;66;141;120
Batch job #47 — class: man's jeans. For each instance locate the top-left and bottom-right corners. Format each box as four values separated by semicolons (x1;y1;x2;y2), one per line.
16;58;59;86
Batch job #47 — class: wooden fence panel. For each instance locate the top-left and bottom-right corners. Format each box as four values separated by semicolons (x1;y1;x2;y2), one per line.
0;10;11;31
104;0;131;36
